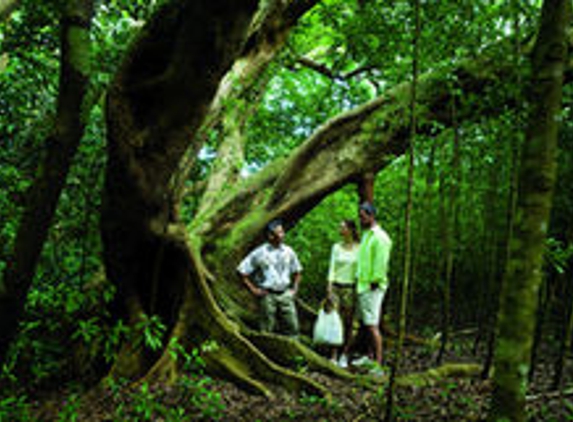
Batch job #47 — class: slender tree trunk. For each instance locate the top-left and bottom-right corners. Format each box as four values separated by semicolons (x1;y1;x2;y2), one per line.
552;226;573;389
481;0;524;380
528;275;552;382
411;143;436;313
488;1;570;420
553;274;573;389
437;87;460;365
385;1;419;419
436;159;448;356
474;157;501;356
0;0;94;364
357;173;375;204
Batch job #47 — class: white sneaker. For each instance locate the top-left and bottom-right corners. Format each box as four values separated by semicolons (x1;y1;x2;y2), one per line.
351;356;374;367
338;355;348;368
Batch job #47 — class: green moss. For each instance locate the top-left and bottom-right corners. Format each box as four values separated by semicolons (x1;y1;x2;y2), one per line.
67;27;90;76
396;363;481;388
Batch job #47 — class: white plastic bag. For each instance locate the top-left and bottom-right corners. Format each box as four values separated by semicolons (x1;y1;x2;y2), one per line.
312;308;344;346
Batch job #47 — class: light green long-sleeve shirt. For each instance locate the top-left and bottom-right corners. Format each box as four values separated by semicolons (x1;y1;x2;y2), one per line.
357;225;392;294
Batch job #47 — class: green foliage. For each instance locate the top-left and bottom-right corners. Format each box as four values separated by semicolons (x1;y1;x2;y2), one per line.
545;238;573;274
0;394;33;422
291;354;309;374
105;340;225;421
1;274;117;390
57;393;81;422
134;313;167;352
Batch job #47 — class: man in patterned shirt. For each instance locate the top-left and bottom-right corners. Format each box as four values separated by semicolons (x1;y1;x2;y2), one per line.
237;219;302;336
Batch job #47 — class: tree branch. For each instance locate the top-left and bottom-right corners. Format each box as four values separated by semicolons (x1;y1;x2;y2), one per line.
202;49;514;251
295;57;376;81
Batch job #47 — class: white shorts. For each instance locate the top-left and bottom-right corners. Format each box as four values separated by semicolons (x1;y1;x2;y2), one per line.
357;287;385;326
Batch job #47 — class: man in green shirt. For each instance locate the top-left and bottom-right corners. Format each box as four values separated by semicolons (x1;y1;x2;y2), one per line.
354;202;392;375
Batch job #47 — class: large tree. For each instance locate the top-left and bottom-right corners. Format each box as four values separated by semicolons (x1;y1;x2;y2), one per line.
99;0;525;396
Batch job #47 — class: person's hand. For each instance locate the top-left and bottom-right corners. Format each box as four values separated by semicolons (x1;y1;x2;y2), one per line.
252;286;267;297
289;287;298;296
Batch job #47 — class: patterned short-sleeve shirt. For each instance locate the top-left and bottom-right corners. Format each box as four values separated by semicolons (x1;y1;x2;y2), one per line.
237;243;302;291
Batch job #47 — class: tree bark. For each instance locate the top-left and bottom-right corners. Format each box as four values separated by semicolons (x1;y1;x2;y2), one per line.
190;0;320;219
0;0;94;364
101;0;259;374
488;0;570;420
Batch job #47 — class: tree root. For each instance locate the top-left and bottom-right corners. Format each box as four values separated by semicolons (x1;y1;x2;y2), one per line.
245;330;356;380
139;240;335;399
396;362;483;387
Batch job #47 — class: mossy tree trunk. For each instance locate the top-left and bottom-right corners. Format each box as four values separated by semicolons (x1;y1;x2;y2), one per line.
0;0;94;364
101;0;337;397
488;0;570;420
100;0;539;396
101;0;259;379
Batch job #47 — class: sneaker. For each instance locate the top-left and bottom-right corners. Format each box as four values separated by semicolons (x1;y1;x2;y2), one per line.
351;355;374;367
338;354;348;368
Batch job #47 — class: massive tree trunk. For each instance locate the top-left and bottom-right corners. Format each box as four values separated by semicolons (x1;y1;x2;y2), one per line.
0;0;94;364
100;0;538;396
101;0;338;397
488;0;570;420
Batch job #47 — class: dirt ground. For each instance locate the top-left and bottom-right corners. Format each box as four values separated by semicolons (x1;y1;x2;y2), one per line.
32;338;573;421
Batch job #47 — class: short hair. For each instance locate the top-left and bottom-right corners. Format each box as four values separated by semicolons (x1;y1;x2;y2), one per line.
359;202;377;217
265;219;283;236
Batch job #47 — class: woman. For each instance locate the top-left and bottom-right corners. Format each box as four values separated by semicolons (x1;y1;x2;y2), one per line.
326;219;360;367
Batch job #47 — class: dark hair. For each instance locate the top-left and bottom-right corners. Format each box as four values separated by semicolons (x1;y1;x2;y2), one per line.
265;219;283;236
359;202;377;217
343;219;360;243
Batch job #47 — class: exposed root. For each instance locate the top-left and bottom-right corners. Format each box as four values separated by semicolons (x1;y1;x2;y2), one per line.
204;348;274;397
245;330;356;380
396;363;482;387
169;240;333;398
140;349;178;386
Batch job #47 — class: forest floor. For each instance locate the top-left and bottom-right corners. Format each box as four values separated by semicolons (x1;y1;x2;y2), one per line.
29;334;573;421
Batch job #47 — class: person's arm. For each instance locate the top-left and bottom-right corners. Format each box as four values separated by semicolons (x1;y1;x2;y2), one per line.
326;243;338;294
237;249;266;297
291;271;301;295
241;273;266;297
290;248;303;295
371;233;391;289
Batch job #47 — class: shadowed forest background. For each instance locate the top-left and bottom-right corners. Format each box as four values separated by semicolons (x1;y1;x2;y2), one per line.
1;0;573;420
